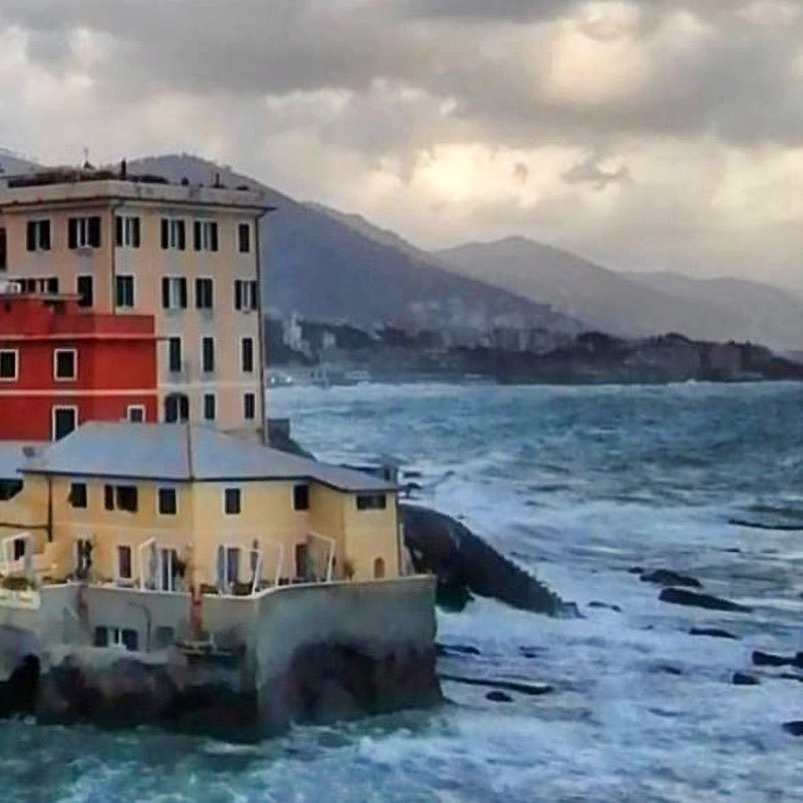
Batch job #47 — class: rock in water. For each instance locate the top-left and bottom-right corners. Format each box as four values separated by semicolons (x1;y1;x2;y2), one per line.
640;569;702;588
658;588;753;613
486;691;513;703
732;672;760;686
752;650;793;667
689;628;738;640
783;721;803;736
401;504;576;617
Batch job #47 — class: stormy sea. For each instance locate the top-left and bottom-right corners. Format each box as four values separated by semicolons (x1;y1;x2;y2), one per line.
2;382;802;802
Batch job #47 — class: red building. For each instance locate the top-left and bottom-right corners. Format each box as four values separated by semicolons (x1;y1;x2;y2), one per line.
0;285;157;440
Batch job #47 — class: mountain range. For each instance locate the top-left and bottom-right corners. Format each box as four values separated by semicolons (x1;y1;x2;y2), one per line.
2;149;801;351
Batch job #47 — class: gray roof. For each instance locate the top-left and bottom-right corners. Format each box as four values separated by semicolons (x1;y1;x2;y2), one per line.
22;422;394;492
0;442;41;479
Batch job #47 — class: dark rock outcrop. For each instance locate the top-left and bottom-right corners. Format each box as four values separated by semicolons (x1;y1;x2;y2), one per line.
658;588;753;613
588;601;622;613
689;628;738;640
752;650;802;668
401;504;576;617
783;721;803;736
640;569;701;588
732;672;760;686
439;673;553;696
486;691;513;703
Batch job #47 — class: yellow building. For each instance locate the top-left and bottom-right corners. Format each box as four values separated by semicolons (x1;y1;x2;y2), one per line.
0;169;273;436
0;422;401;591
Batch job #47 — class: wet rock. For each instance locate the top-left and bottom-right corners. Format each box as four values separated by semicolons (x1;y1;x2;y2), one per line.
658;588;753;613
486;691;513;703
783;721;803;736
588;601;622;613
641;569;701;588
689;628;737;640
401;504;576;617
780;673;803;683
656;665;683;676
439;674;553;696
436;643;481;657
752;650;792;668
732;672;760;686
628;566;644;575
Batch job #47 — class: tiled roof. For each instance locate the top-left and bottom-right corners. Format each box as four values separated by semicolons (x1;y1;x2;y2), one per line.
22;422;394;492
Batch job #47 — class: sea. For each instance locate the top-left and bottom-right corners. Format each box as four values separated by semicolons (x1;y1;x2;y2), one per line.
2;382;801;802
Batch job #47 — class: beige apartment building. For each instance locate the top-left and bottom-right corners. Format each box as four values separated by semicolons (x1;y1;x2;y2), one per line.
0;169;273;436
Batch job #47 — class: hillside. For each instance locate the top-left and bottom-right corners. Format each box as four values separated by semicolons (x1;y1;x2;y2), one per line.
130;155;581;333
437;238;803;350
0;148;42;178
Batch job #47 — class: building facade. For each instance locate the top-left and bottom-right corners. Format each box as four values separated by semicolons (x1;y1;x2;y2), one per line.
0;422;400;591
0;287;157;441
0;170;272;436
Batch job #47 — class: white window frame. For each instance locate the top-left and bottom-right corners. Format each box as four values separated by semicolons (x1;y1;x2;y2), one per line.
73;217;95;248
156;486;179;517
115;543;134;583
163;218;185;249
115;274;135;309
126;404;146;423
195;220;218;251
164;276;186;311
0;348;18;382
234;279;258;312
117;215;140;248
157;546;178;592
200;335;215;374
240;336;255;374
29;219;51;251
53;348;78;382
52;405;78;441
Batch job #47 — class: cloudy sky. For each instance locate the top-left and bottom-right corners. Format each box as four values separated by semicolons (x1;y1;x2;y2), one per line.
1;0;802;291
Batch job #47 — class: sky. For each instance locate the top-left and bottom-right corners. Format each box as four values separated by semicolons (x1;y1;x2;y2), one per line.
0;0;802;292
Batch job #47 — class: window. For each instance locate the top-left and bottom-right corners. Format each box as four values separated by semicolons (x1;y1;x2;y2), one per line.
238;223;251;254
162;277;188;310
193;220;218;252
373;557;386;579
0;227;7;270
158;487;177;515
115;215;140;248
168;338;182;373
26;219;51;252
224;488;241;515
243;392;256;421
0;350;17;381
103;484;138;512
161;218;186;250
54;349;77;381
293;484;309;511
201;337;215;373
115;275;135;308
234;279;258;311
127;405;145;423
217;545;241;588
164;393;189;423
117;545;133;580
69;482;87;509
52;406;77;441
94;626;138;652
356;493;387;511
68;216;101;249
77;275;93;308
241;338;254;373
0;479;23;501
195;278;214;310
13;538;26;562
104;484;138;513
18;277;58;294
203;393;216;422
